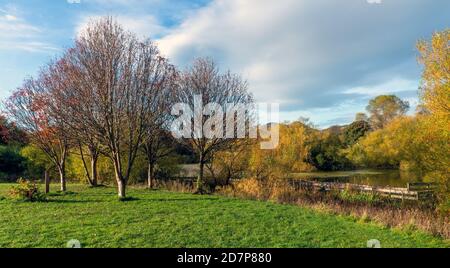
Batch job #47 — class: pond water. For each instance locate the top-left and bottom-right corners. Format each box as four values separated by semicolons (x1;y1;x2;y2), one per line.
179;164;424;188
291;170;423;188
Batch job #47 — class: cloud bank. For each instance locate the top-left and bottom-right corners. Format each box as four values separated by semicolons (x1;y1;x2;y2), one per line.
155;0;449;126
1;0;449;127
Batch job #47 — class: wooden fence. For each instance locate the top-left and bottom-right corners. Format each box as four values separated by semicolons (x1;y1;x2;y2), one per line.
289;180;436;201
162;177;436;201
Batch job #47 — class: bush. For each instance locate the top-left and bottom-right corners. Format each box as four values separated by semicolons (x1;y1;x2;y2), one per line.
9;178;46;202
338;189;382;205
221;177;301;202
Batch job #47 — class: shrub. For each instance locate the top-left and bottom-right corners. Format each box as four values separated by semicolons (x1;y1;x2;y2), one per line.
9;178;46;202
223;177;301;202
338;189;382;205
156;180;194;193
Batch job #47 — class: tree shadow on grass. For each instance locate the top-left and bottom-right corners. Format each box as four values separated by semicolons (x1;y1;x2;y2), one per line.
147;197;218;202
46;191;78;197
43;199;105;204
119;196;140;202
88;184;109;189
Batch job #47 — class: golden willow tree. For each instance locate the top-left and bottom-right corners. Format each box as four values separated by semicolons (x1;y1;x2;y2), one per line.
346;30;449;207
418;29;450;122
248;121;315;179
417;29;450;204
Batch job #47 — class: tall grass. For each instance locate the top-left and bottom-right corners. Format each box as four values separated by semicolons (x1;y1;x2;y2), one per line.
218;177;450;239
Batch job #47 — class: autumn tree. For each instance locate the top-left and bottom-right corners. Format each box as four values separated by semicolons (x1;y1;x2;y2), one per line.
207;139;254;187
417;29;450;205
417;29;450;122
142;126;177;189
366;95;409;129
0;114;28;146
345;117;408;169
62;17;174;198
345;115;448;174
6;70;70;192
174;58;253;193
139;58;177;189
248;122;315;179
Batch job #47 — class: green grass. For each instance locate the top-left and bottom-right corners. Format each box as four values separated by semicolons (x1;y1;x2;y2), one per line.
0;184;448;248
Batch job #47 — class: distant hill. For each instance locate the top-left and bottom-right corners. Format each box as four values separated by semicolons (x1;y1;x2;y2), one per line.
323;125;348;135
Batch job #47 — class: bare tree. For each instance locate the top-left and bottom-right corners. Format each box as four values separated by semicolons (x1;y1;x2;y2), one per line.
5;64;70;192
76;134;102;187
175;58;253;193
44;54;103;188
141;58;177;189
142;129;175;189
61;17;175;198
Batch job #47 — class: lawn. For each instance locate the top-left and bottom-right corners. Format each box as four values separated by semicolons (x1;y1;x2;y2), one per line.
0;184;448;248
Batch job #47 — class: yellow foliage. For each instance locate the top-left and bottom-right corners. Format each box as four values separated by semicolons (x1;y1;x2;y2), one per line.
248;122;315;179
347;115;449;204
229;177;297;203
417;29;450;205
417;29;450;125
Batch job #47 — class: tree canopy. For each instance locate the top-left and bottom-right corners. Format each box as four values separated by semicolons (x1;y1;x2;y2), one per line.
366;95;410;130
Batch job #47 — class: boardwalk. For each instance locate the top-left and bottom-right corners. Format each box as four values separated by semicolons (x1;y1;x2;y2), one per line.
289;180;436;201
165;176;436;201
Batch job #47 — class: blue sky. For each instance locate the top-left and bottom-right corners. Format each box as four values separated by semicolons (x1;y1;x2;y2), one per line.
0;0;449;127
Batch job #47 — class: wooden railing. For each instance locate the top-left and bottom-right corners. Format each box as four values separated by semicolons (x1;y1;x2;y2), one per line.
163;177;436;201
289;180;436;201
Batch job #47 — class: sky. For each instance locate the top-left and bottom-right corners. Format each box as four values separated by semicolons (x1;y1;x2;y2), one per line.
0;0;448;128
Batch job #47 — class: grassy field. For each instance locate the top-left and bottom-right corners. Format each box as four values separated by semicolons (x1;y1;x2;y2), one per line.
0;184;448;248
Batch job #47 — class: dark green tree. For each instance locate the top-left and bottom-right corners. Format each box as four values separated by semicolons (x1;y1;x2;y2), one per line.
0;146;26;181
309;134;351;171
343;120;371;147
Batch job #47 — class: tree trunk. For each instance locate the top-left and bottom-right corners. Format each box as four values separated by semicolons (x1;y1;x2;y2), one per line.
226;169;232;186
147;162;154;189
44;169;50;194
196;156;205;194
91;156;98;187
59;166;66;192
117;178;126;199
113;154;127;198
79;144;93;186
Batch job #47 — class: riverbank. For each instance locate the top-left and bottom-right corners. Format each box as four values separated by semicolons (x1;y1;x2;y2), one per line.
0;184;448;248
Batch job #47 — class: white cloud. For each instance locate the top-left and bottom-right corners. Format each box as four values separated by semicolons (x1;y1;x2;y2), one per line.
3;14;17;21
0;6;58;53
344;78;418;97
367;0;383;4
156;0;449;126
75;14;166;39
